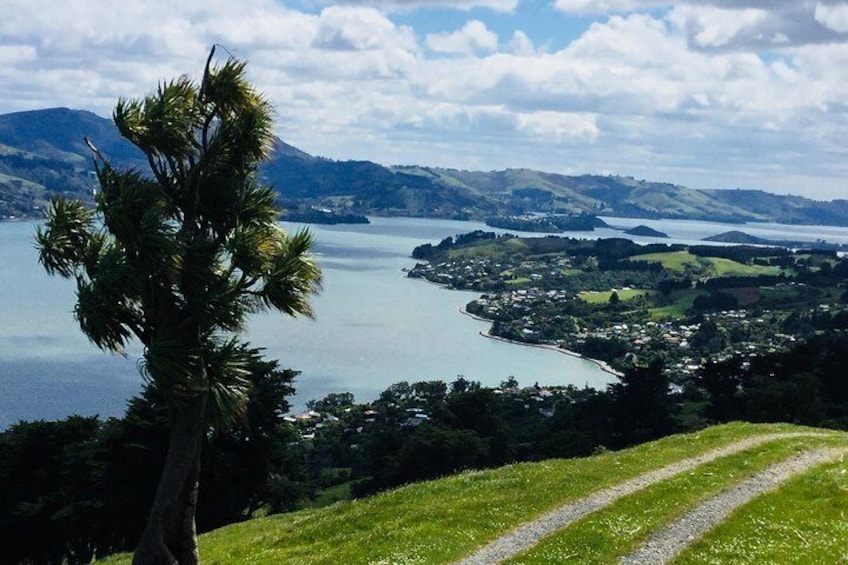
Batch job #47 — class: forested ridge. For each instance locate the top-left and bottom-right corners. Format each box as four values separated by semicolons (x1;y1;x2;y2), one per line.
5;108;848;226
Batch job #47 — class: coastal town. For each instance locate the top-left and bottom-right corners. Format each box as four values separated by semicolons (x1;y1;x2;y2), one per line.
407;231;848;385
282;228;848;442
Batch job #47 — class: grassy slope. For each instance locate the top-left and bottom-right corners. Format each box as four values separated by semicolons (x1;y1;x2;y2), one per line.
101;423;848;564
578;289;655;304
630;251;780;277
675;459;848;564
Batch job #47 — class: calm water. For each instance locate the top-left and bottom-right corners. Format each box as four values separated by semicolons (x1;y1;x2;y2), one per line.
3;215;848;429
1;217;602;428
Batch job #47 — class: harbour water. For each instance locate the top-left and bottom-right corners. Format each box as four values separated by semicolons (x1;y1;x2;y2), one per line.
3;215;848;428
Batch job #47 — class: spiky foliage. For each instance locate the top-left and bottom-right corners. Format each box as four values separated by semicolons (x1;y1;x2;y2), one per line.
37;48;321;563
37;50;320;422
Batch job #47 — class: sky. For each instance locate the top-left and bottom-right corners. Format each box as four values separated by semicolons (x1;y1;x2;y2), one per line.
1;1;847;200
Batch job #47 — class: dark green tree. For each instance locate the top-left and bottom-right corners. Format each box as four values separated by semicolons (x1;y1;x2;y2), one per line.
35;48;321;564
697;358;744;422
609;358;675;448
0;416;106;565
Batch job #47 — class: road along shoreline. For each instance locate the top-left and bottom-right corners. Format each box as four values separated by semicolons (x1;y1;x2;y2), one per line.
459;306;623;377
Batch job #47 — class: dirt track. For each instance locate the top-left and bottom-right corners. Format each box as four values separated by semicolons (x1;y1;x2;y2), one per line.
455;432;835;565
620;447;846;564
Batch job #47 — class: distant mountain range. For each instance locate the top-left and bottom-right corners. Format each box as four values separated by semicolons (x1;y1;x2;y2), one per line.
2;107;847;227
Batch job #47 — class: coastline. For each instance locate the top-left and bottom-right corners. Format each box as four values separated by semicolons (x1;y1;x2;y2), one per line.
459;306;623;378
405;267;623;379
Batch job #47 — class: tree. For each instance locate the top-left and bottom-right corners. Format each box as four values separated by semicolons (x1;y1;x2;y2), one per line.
609;358;675;448
307;392;356;416
0;416;107;565
36;48;321;564
697;358;744;422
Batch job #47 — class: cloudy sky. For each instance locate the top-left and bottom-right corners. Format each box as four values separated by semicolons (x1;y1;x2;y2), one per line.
1;1;847;200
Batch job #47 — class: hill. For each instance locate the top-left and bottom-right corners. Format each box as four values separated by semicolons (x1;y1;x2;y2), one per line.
624;224;669;238
703;230;770;244
0;108;147;218
704;230;848;251
3;108;848;227
98;422;848;564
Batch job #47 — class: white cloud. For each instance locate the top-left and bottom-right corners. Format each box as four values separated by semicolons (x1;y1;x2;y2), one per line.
0;0;847;198
556;1;848;49
312;6;417;52
815;2;848;33
667;5;768;48
552;0;640;14
516;111;599;141
0;45;36;65
508;30;535;55
339;0;519;12
425;20;499;55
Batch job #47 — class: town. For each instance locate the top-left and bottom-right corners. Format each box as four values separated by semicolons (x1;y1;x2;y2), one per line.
407;231;848;385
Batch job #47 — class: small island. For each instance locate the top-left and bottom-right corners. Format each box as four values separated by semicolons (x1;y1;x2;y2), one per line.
704;230;848;251
282;208;370;225
485;213;608;233
703;230;769;244
623;225;668;238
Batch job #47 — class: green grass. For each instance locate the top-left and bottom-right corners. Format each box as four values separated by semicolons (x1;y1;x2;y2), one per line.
630;251;698;273
706;257;781;277
674;459;848;564
447;243;502;260
447;238;528;260
649;290;704;320
578;289;655;304
99;423;846;565
310;482;352;508
503;434;848;564
506;277;532;286
630;251;779;278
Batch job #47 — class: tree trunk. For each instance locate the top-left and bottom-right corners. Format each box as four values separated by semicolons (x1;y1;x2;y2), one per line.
132;390;207;565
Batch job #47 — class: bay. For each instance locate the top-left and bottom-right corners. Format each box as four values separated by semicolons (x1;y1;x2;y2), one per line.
5;214;848;429
1;217;612;428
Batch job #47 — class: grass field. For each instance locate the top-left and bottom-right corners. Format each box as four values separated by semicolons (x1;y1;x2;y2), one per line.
648;290;704;320
674;459;848;564
578;289;655;304
503;437;845;563
629;251;698;273
506;276;532;286
707;257;782;277
447;238;528;260
100;423;848;565
630;251;780;278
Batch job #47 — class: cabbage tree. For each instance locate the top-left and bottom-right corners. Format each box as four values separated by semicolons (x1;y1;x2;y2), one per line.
36;48;321;564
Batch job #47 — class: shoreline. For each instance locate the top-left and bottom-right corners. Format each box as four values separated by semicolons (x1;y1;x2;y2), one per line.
406;268;622;378
459;306;623;378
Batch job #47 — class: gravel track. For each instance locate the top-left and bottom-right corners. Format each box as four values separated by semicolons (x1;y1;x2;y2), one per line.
454;432;830;565
619;447;848;564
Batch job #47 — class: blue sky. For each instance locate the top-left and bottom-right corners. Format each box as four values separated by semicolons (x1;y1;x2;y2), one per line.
1;0;847;200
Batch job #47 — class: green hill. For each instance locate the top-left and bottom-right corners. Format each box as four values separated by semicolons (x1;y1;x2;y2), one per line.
101;422;848;564
4;108;848;226
0;108;147;218
703;230;771;245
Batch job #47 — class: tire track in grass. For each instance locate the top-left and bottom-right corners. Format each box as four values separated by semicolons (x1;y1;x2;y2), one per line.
454;432;831;565
618;447;848;565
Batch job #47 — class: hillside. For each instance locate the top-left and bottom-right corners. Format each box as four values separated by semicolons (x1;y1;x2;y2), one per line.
394;166;756;223
0;108;147;218
3;108;848;227
101;423;848;564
